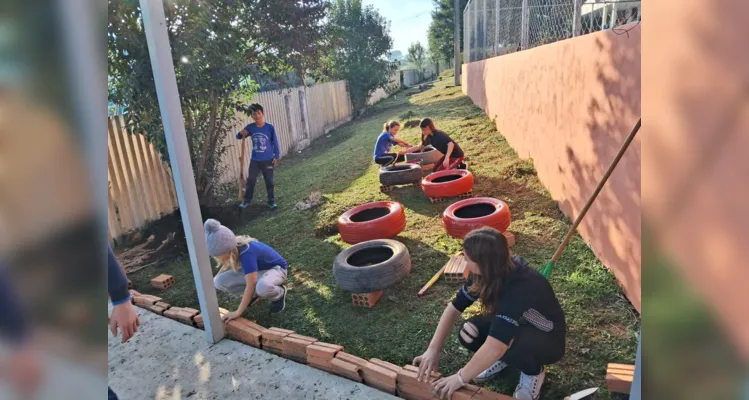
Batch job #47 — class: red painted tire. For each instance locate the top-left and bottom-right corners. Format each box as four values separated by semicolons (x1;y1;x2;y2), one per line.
338;201;406;244
422;169;474;198
442;197;511;239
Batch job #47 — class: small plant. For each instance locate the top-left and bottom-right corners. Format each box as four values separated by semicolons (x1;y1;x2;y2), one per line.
399;109;416;120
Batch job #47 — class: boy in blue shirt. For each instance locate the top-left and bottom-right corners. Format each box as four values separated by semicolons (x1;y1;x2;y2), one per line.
205;219;288;317
236;103;280;209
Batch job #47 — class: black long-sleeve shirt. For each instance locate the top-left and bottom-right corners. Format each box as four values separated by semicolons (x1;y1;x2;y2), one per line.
452;256;566;346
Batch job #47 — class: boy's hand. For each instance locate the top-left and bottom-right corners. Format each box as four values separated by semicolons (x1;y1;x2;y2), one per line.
223;310;241;322
272;158;278;167
110;301;140;344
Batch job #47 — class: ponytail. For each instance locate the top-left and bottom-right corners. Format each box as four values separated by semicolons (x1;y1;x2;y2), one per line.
384;120;401;132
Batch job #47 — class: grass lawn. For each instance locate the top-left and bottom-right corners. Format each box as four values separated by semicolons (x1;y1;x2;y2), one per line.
129;70;639;399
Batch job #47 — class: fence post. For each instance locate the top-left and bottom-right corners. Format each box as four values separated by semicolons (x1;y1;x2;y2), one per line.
520;0;529;49
494;0;500;55
609;1;618;28
283;93;299;152
454;0;461;85
482;0;488;60
572;0;582;37
298;87;311;149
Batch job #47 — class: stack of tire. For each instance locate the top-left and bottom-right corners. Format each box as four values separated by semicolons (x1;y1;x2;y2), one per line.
334;201;412;293
442;197;511;239
405;145;441;174
379;164;422;187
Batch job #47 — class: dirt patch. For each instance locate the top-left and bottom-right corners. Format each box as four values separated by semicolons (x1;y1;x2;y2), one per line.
503;160;537;179
314;222;339;238
404;120;420;128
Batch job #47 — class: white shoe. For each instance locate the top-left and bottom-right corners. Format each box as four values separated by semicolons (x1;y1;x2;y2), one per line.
473;360;508;383
513;368;545;400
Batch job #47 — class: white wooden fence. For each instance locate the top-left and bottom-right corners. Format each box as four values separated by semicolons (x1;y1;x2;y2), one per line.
108;80;352;240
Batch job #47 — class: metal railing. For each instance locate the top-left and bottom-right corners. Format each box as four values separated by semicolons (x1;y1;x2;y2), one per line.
463;0;641;62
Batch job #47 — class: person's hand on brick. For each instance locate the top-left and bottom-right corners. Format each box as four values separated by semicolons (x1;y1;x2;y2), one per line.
110;301;140;344
412;347;440;382
222;310;241;322
431;373;464;400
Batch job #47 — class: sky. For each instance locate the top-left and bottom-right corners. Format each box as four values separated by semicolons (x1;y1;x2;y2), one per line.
362;0;434;56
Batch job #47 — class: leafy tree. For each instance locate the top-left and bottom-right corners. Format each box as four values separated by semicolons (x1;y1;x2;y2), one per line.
315;0;395;113
427;0;469;64
108;0;327;203
407;42;426;79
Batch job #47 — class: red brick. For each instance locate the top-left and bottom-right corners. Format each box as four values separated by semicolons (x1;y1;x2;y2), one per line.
335;352;368;368
369;358;402;374
225;319;262;347
313;342;345;351
155;301;171;309
194;308;229;328
287;333;318;343
397;383;437;400
151;274;175;289
330;358;363;382
351;290;384;308
402;364;443;380
606;363;634;394
361;361;398;394
451;388;478;400
283;336;317;360
133;295;162;306
306;343;342;360
398;366;440;387
502;231;515;247
307;356;336;373
143;304;166;315
129;289;141;297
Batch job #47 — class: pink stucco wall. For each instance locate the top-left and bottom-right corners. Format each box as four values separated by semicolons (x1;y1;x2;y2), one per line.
462;24;642;311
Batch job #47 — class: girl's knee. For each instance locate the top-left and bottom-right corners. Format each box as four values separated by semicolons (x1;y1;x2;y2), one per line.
458;321;481;352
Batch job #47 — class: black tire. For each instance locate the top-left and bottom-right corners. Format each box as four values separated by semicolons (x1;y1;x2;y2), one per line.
406;146;442;165
379;164;422;186
333;239;411;293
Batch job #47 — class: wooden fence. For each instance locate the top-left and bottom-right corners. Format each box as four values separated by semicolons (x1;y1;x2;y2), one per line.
108;80;352;240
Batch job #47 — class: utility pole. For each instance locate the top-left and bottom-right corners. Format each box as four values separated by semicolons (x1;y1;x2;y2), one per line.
454;0;461;85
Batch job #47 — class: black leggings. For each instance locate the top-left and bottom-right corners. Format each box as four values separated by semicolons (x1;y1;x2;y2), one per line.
374;153;405;167
458;315;565;375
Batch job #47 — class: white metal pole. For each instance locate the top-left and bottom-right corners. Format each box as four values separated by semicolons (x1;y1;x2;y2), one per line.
482;0;488;59
494;0;500;55
454;0;461;85
630;331;642;399
572;0;582;37
139;0;224;343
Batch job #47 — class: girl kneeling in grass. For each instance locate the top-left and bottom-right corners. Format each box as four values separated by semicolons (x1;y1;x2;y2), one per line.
204;219;288;319
374;120;412;167
413;227;566;400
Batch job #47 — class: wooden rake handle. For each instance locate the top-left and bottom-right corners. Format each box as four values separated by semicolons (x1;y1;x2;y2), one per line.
550;118;641;263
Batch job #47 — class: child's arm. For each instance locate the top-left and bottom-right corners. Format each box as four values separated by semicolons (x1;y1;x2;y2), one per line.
270;125;280;163
392;137;411;147
225;271;258;321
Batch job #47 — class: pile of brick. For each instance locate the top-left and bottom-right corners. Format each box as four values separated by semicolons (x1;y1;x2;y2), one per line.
151;274;176;290
351;291;383;308
127;292;515;400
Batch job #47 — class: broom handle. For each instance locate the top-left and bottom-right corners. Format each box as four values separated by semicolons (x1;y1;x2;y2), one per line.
238;137;247;200
550;118;641;263
418;264;447;297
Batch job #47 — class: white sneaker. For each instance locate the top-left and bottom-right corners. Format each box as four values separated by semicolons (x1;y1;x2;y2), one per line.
473;360;508;383
513;368;545;400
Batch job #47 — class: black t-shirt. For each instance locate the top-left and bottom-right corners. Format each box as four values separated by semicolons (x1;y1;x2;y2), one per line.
451;256;566;346
422;130;464;158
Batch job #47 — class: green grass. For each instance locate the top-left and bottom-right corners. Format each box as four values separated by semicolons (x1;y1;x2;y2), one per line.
129;71;639;399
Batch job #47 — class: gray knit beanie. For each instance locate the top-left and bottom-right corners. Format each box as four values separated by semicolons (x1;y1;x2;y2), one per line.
204;219;237;257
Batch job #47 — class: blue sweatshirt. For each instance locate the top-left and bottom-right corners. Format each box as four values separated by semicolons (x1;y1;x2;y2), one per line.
238;241;288;275
236;122;280;162
108;245;131;306
373;132;397;159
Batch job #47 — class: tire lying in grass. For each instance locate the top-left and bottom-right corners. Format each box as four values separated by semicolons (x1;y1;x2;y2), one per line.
442;197;511;239
405;145;442;165
379;164;422;186
333;239;412;293
338;201;406;244
421;169;474;198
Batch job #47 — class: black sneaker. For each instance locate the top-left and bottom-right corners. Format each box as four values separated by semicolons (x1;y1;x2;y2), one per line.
269;285;287;314
239;201;251;209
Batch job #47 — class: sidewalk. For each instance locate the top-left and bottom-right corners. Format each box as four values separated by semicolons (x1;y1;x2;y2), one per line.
108;306;398;399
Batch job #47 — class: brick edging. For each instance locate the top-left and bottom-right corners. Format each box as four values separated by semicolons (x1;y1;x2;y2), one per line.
128;290;512;400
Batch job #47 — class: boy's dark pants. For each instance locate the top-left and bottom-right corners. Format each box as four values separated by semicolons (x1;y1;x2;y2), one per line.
458;315;565;375
244;159;275;204
374;153;405;167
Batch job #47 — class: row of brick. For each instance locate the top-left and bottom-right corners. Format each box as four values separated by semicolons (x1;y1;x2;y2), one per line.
128;290;512;400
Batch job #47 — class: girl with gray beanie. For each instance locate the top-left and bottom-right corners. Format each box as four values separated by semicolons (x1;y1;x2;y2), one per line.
204;219;288;318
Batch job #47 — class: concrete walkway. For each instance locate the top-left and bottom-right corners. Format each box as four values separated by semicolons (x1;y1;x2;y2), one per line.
108;306;398;400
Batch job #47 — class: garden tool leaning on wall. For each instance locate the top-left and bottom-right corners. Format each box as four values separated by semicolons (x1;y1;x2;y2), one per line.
237;137;247;200
540;117;641;278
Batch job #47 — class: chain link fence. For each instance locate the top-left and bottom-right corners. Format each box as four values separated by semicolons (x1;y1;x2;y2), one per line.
463;0;641;62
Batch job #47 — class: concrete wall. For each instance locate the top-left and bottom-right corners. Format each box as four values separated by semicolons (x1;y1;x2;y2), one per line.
461;23;642;310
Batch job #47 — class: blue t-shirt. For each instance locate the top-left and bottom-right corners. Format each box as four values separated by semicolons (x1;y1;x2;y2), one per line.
236;122;280;161
373;132;397;159
238;241;288;275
